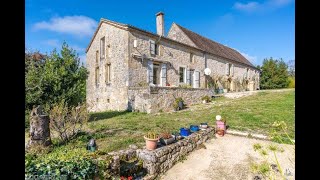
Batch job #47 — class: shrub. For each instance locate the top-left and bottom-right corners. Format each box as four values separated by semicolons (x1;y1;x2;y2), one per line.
178;83;192;88
49;101;88;143
288;76;295;88
201;95;211;102
173;97;185;110
145;132;159;139
25;148;112;179
25;43;88;111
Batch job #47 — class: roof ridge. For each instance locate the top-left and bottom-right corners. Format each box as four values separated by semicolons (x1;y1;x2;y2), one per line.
175;23;237;52
174;23;254;67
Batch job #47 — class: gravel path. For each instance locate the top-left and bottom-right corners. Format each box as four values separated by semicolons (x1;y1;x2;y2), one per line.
160;134;295;180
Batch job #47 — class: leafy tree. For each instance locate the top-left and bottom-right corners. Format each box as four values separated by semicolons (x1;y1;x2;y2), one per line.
260;57;289;89
25;42;88;111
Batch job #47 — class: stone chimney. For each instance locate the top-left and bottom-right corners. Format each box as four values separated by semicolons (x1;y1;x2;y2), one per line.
156;12;164;36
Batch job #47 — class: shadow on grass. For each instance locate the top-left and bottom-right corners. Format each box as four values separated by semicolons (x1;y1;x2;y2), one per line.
89;110;131;122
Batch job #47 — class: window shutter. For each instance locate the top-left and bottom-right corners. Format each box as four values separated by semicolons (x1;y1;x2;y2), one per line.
147;60;153;84
248;69;250;79
161;63;167;86
231;64;234;76
150;40;155;55
225;63;229;75
194;71;200;88
186;69;191;85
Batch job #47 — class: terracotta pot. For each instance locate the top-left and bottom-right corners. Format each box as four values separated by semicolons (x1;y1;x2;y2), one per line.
216;129;225;136
144;136;159;150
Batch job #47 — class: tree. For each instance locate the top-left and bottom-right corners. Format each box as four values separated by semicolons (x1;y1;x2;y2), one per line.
287;60;295;77
25;42;88;111
260;57;289;89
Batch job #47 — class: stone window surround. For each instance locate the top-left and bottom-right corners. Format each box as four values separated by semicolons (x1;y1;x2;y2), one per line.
100;36;106;59
105;62;111;84
95;66;100;87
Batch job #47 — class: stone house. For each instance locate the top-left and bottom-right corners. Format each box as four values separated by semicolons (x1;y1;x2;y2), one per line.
86;12;260;113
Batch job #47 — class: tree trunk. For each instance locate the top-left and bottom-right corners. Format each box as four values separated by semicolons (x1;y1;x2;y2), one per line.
27;106;52;148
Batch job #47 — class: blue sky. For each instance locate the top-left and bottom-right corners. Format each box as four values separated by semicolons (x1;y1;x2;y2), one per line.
25;0;295;66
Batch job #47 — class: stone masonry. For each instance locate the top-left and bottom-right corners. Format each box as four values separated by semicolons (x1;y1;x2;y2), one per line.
86;13;260;113
106;127;215;179
128;86;214;113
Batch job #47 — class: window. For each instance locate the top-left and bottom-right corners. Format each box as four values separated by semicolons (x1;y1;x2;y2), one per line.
190;53;194;63
229;63;232;75
225;63;230;75
150;40;159;55
100;37;105;58
107;99;110;103
153;64;160;84
95;67;100;86
96;51;99;64
179;67;186;83
105;63;111;84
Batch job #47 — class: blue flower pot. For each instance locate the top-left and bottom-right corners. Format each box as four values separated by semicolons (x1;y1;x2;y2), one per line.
190;125;199;132
180;128;191;137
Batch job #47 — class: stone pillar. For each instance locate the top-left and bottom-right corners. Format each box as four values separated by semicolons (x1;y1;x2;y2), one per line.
27;106;52;148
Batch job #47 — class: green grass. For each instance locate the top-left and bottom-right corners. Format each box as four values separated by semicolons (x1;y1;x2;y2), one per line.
27;89;295;156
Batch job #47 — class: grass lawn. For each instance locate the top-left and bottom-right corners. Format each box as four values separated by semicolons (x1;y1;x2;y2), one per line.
28;89;295;155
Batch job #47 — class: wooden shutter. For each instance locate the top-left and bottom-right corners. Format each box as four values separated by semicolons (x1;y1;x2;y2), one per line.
231;64;234;76
248;69;251;79
161;63;167;86
186;68;191;85
150;40;155;55
147;60;153;84
194;71;200;88
225;63;229;75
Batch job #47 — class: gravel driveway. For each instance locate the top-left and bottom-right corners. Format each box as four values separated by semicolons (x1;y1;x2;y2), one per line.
160;134;295;180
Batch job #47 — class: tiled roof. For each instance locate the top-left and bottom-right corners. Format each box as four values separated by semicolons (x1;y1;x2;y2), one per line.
175;23;255;67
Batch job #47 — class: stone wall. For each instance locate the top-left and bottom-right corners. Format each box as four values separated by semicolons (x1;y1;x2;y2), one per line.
128;86;214;113
128;28;259;90
86;20;260;113
106;127;215;179
86;22;130;112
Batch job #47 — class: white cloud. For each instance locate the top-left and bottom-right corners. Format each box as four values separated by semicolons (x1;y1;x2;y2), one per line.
34;15;98;37
235;48;258;64
233;0;293;13
269;0;293;7
241;52;257;64
43;39;60;47
233;2;260;12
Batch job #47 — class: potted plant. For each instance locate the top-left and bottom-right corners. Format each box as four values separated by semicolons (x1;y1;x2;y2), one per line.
216;128;225;137
199;122;208;130
215;115;227;136
160;132;175;145
173;97;184;111
144;132;159;150
201;96;211;103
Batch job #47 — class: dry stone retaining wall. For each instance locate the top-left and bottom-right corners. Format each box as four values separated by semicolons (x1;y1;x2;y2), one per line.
128;86;214;113
107;127;215;179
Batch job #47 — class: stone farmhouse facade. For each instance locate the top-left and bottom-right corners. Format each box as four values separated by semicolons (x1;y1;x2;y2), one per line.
86;12;260;113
